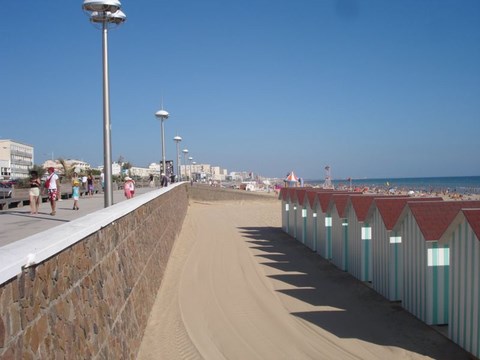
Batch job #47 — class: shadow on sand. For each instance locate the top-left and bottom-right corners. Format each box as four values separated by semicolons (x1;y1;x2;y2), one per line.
238;226;469;360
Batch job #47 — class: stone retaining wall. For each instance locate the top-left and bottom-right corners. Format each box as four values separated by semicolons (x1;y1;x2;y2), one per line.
0;184;189;359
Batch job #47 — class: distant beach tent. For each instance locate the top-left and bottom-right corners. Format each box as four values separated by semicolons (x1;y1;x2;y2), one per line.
284;171;299;187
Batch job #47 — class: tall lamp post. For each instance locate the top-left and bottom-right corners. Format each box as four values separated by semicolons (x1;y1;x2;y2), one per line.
173;136;182;181
82;0;126;208
188;156;193;181
155;108;169;177
182;149;189;180
192;161;196;182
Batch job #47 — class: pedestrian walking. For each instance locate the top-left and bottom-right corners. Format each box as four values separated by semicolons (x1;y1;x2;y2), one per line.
44;167;59;216
100;171;105;192
81;174;88;196
29;170;41;214
72;172;80;210
87;174;94;197
124;177;135;199
161;173;168;187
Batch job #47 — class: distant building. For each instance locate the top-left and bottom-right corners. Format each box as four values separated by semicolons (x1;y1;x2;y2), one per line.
181;163;228;181
229;171;250;182
129;166;151;178
42;159;91;174
0;139;34;179
148;163;160;176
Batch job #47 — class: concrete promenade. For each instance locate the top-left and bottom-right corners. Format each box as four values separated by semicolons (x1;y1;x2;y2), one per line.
0;187;155;248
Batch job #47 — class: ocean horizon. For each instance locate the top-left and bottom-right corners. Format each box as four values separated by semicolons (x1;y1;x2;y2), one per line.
305;175;480;194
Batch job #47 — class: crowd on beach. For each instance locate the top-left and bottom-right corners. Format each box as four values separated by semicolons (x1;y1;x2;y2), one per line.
333;184;480;201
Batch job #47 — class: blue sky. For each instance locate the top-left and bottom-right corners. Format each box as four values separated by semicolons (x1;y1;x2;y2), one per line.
1;0;479;180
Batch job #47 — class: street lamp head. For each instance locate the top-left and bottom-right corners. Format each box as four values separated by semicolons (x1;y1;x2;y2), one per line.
155;109;169;120
90;10;126;24
182;149;189;154
83;0;121;13
108;10;127;24
173;135;182;142
188;157;193;161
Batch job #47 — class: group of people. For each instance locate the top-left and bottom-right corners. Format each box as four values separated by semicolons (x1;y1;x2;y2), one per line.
28;169;174;214
29;167;60;215
147;173;171;188
28;168;99;216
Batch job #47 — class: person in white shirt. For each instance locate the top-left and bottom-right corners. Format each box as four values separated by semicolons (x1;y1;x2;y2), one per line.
81;175;88;196
45;167;60;215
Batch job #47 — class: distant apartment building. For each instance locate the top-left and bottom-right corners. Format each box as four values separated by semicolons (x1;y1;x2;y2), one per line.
129;166;151;178
0;139;34;179
148;163;160;175
229;171;253;181
181;163;227;181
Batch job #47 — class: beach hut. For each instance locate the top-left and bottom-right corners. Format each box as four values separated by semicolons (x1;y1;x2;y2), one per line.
305;190;320;251
294;189;309;244
328;194;353;271
346;195;406;282
303;189;348;253
394;200;480;325
286;188;298;238
367;197;442;301
284;171;299;188
439;208;480;358
312;191;349;259
279;187;290;233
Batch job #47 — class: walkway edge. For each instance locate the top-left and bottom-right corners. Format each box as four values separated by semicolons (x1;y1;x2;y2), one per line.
0;183;184;285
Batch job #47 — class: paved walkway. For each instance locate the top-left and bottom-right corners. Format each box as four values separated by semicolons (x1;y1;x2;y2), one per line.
0;187;155;248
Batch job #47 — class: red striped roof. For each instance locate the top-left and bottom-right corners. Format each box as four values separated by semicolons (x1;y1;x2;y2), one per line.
407;201;480;241
295;189;308;205
315;191;349;213
331;194;352;218
462;209;480;240
350;195;405;222
288;188;297;203
373;197;443;230
304;189;340;208
306;190;319;208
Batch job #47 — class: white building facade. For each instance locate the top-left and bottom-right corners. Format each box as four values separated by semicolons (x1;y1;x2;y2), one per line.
0;139;34;179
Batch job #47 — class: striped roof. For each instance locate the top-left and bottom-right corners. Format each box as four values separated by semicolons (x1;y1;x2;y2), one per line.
288;187;299;203
306;190;318;208
349;195;406;222
306;189;327;208
463;209;480;239
330;194;352;218
371;197;443;230
315;191;349;213
438;208;480;244
403;201;480;241
295;189;308;205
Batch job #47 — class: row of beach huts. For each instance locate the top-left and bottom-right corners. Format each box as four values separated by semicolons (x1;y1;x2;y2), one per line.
279;187;480;358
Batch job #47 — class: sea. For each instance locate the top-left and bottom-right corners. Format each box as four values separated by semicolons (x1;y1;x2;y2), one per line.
305;176;480;195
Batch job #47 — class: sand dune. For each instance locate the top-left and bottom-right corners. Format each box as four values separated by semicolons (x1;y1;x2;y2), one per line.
137;199;469;359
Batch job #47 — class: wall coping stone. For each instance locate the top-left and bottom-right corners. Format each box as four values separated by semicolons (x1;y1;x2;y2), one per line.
0;182;185;285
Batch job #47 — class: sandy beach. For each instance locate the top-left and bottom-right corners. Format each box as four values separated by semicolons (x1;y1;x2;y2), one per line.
137;198;469;359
